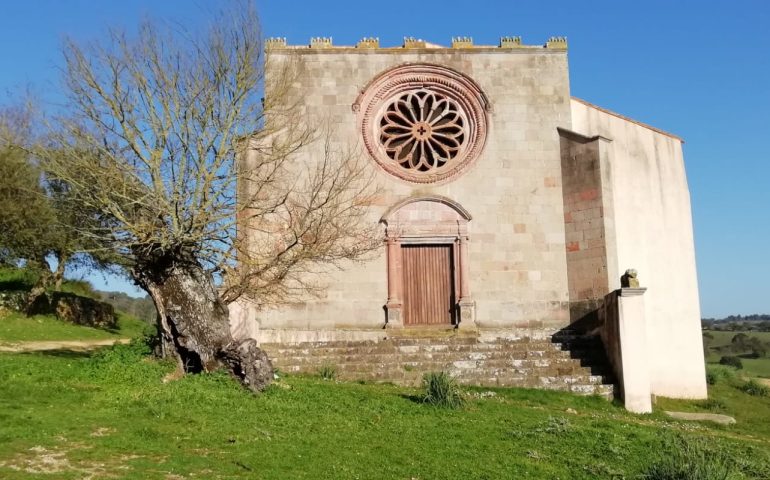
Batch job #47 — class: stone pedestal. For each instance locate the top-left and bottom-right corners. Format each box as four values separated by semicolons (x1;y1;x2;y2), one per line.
600;287;651;413
385;302;403;329
457;300;476;330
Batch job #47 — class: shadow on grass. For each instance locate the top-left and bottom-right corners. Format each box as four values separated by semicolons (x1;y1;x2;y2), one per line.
20;349;94;359
0;281;32;291
399;393;425;404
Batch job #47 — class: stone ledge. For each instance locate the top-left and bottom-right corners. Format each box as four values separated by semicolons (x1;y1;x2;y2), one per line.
664;411;736;425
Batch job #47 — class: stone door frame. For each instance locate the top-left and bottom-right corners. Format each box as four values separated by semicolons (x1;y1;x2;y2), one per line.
380;195;476;330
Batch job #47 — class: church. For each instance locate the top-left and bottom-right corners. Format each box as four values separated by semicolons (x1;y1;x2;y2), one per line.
231;36;706;412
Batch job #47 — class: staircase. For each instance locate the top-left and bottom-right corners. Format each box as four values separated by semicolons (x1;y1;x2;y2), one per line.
261;331;616;399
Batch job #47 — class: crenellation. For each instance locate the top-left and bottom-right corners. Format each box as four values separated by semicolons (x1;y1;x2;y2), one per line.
402;36;427;48
265;37;287;50
546;36;568;49
500;36;523;48
357;37;379;49
451;36;474;48
310;36;333;48
265;36;568;51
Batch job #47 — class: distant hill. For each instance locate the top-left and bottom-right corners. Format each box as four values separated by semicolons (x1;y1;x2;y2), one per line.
1;266;157;324
702;314;770;332
96;290;156;324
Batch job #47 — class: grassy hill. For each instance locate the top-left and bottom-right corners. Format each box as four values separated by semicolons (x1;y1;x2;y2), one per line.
0;266;156;320
1;265;768;478
704;330;770;378
0;267;153;344
0;311;151;343
0;344;769;479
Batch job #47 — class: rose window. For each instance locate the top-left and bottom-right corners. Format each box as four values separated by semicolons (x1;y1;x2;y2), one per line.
356;64;489;184
379;90;466;172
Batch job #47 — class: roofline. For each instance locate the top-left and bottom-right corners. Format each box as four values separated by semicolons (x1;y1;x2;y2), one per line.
571;97;684;143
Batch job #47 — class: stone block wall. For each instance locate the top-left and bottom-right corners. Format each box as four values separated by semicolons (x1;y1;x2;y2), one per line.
558;129;617;323
241;40;574;335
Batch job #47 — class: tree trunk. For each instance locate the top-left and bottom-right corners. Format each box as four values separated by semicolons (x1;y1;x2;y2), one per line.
135;261;273;392
25;256;53;314
53;252;68;291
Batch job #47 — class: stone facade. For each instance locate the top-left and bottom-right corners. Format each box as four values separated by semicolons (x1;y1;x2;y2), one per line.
231;37;706;400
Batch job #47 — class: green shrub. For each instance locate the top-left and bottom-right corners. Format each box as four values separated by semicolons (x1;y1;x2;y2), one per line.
91;335;153;363
84;334;169;384
318;364;336;381
739;379;769;397
422;371;464;409
719;356;743;369
706;365;739;386
643;436;738;480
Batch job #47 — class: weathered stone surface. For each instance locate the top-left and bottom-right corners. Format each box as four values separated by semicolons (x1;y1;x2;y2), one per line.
0;290;27;312
664;411;736;425
29;292;117;329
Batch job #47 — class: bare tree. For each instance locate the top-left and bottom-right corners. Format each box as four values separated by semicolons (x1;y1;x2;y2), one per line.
34;3;380;391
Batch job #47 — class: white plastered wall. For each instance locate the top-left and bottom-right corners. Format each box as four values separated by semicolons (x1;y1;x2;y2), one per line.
570;99;707;398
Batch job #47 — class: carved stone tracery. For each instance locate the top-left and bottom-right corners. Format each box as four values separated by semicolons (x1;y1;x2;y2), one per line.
380;89;466;172
356;64;489;184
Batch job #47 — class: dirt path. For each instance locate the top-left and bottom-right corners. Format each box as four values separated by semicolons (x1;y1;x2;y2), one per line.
0;338;131;353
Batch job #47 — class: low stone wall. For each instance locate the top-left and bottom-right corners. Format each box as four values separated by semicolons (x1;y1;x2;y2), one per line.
0;290;28;312
27;292;118;330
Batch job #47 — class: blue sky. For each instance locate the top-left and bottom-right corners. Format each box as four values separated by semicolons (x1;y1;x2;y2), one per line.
1;1;768;317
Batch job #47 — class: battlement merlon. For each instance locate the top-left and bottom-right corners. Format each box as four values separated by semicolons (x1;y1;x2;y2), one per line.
263;36;567;52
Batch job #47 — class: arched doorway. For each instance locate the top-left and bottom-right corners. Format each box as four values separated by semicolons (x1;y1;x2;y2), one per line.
380;196;475;329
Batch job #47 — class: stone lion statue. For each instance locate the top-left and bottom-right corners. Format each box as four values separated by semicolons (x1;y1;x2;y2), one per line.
621;269;640;288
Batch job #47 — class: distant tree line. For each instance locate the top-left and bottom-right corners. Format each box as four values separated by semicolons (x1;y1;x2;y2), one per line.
702;314;770;332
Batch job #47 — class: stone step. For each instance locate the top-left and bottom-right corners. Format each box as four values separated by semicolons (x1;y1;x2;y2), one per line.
266;349;609;369
262;336;603;350
264;341;551;351
271;355;610;377
263;334;616;399
278;359;610;383
326;368;615;399
328;364;605;384
267;348;582;364
262;336;599;346
261;343;602;358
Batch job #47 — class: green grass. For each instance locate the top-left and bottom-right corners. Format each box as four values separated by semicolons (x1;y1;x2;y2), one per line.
657;381;770;440
0;311;152;343
707;357;770;379
0;345;769;479
0;267;38;291
733;358;770;378
704;330;770;378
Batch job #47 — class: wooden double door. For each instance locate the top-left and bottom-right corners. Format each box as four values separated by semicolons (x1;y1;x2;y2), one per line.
401;244;456;326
